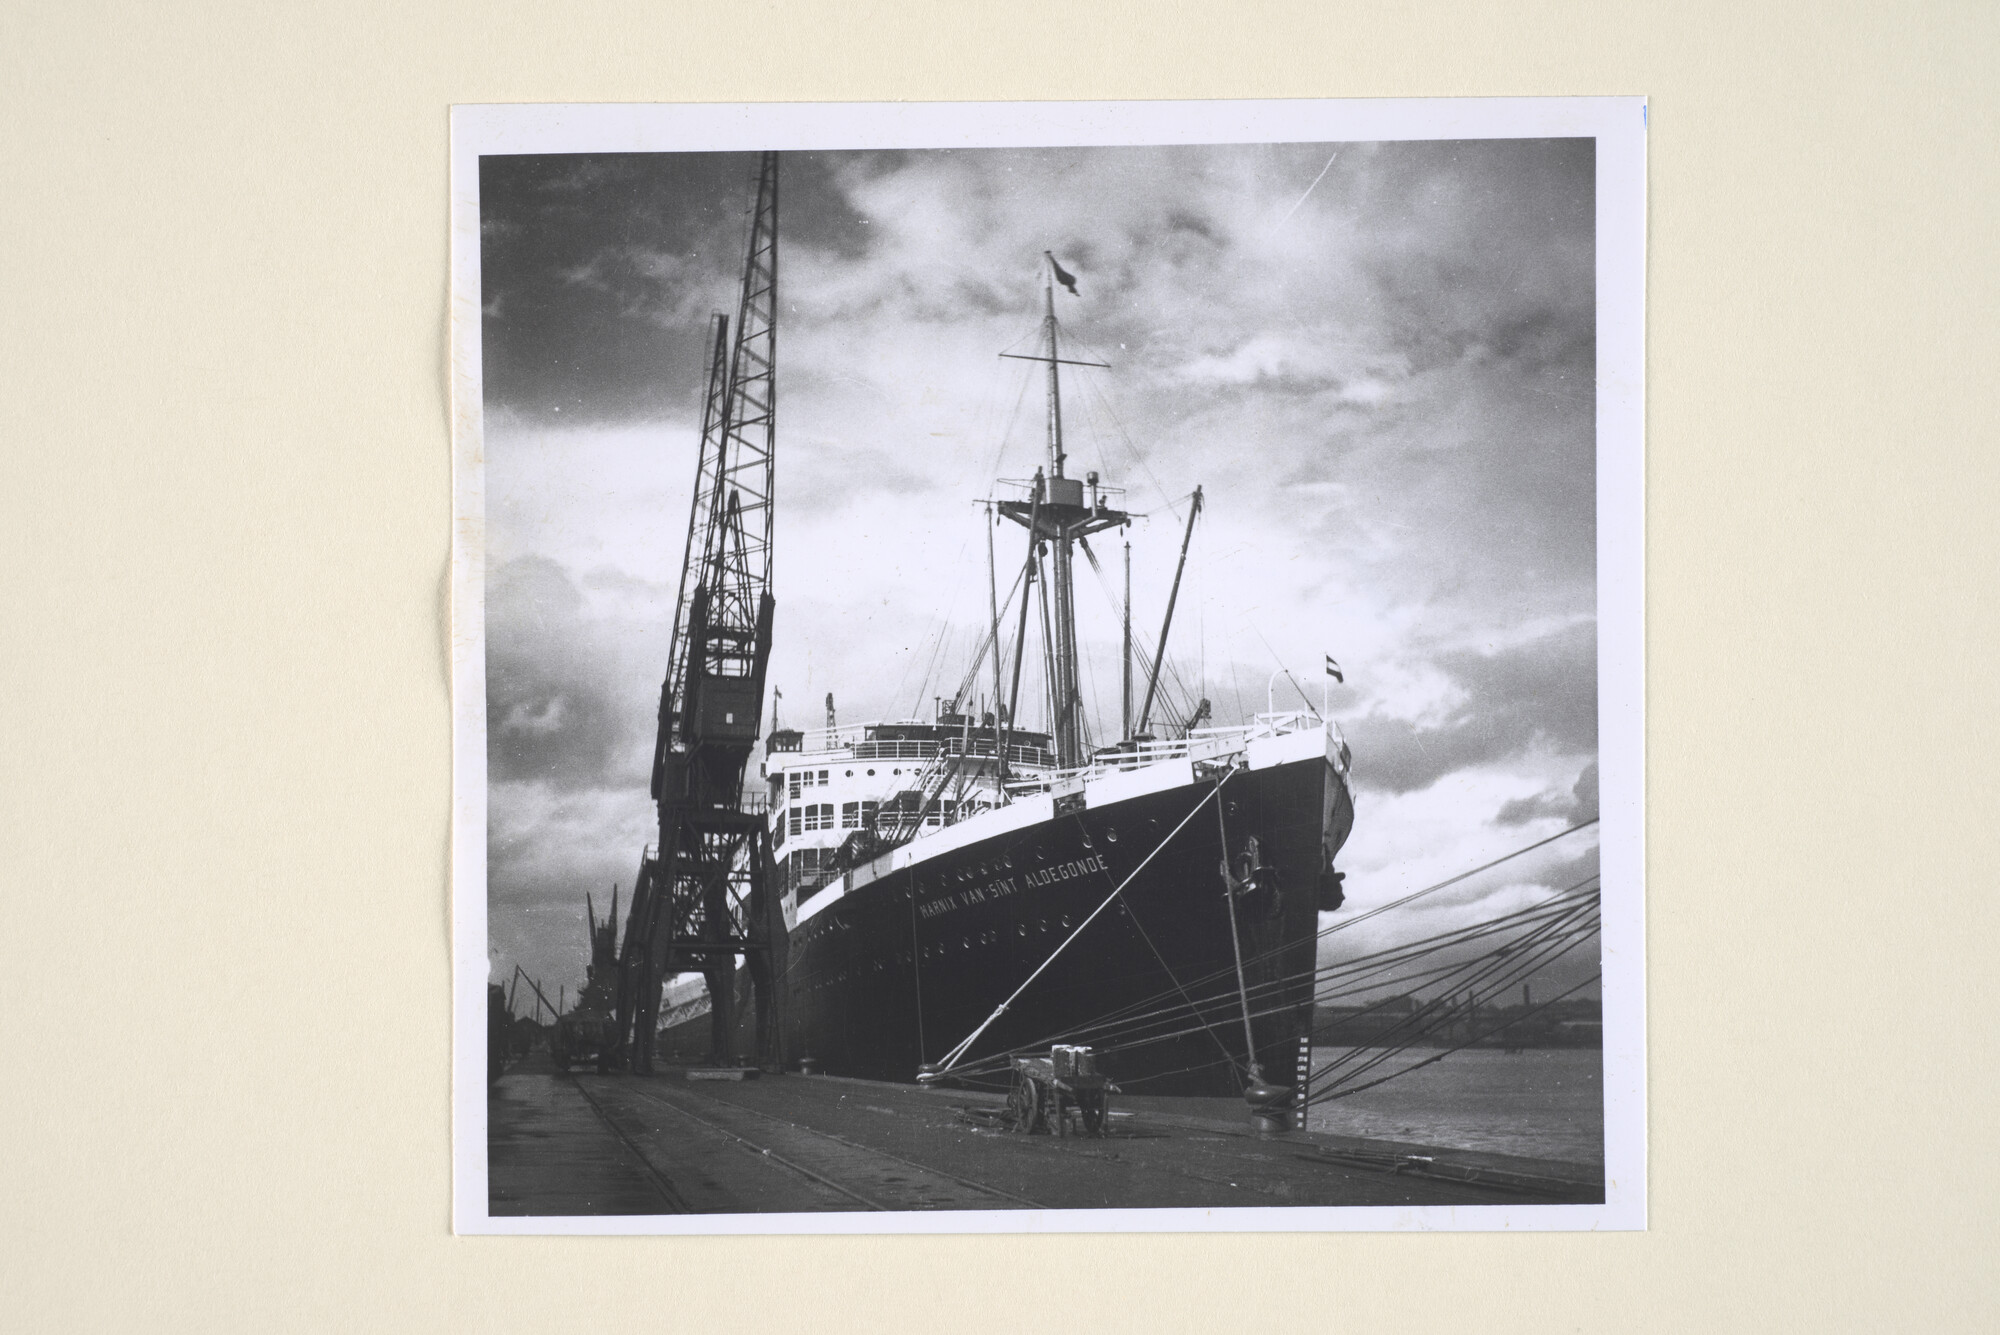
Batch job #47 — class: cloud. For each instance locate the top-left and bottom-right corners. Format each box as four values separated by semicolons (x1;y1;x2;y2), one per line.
1341;620;1597;797
1495;760;1600;827
473;139;1605;991
485;555;662;794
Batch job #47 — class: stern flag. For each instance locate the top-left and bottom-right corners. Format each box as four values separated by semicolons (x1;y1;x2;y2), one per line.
1324;655;1344;683
1048;252;1079;295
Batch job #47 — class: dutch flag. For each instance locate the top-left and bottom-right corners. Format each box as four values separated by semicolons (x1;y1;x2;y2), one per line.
1324;654;1343;683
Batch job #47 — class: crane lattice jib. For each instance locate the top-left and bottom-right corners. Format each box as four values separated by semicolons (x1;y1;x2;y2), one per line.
654;312;733;799
618;152;783;1073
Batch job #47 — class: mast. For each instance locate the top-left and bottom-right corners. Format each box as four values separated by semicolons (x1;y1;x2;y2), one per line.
1138;486;1203;736
1037;544;1058;738
986;503;1006;784
1001;474;1042;776
1121;539;1132;741
997;254;1127;768
1041;276;1079;764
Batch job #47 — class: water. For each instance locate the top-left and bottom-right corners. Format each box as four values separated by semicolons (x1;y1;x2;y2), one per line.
1306;1046;1603;1168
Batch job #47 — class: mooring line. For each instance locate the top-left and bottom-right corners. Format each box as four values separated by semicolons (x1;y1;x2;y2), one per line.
929;768;1239;1076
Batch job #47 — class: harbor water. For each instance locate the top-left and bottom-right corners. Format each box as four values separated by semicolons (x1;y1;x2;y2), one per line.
1307;1046;1604;1167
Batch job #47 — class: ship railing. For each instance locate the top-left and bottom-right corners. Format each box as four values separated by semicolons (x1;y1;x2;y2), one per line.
784;723;875;754
852;740;938;761
998;711;1337;796
779;725;1057;770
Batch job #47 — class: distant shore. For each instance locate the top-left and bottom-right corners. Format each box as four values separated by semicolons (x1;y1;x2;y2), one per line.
1314;997;1602;1050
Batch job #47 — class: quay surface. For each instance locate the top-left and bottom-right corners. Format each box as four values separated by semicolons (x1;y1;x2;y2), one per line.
488;1055;1601;1216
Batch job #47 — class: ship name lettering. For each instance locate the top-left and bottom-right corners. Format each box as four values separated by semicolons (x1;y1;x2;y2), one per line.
1023;853;1108;888
914;856;1106;920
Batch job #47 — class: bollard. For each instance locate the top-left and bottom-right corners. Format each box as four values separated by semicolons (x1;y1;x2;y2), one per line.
1243;1066;1293;1135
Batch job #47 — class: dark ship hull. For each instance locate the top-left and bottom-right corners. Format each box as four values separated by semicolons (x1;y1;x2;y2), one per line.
667;725;1353;1096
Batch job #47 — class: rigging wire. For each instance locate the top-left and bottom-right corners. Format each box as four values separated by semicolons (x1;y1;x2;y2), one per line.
1307;898;1600;1094
966;881;1603;1072
926;768;1242;1075
946;564;1027;712
1005;822;1602;1058
1063;330;1181;520
927;825;1603;1083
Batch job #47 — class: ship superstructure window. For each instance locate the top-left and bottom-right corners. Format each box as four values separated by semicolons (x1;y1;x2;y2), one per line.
802;802;834;831
789;769;834;798
790;846;834;898
841;802;860;830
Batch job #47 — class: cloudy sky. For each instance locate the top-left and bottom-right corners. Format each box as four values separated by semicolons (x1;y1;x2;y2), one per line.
478;140;1600;1009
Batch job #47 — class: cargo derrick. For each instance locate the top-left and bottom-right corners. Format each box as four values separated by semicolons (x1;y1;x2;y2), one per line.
615;153;782;1073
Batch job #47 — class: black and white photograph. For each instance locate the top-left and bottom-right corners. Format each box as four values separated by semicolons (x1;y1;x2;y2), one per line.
451;99;1645;1233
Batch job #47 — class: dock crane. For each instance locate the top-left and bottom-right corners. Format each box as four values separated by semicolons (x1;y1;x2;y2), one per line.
614;152;784;1073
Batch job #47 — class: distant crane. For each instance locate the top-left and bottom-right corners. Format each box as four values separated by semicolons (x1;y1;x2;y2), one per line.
615;153;783;1073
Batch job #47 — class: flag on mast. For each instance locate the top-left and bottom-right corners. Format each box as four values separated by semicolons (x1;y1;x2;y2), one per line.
1047;252;1079;295
1324;654;1343;683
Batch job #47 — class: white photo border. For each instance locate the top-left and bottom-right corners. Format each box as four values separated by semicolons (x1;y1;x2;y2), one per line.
450;96;1647;1235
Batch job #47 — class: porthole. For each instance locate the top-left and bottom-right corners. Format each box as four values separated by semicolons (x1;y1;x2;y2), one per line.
1060;915;1073;930
846;770;854;777
960;936;970;950
868;768;876;776
1227;801;1240;815
1016;924;1028;937
894;768;902;776
1106;827;1118;843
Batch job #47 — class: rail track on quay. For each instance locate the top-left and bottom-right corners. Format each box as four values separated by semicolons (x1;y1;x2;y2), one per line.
485;1060;1600;1217
565;1072;1050;1213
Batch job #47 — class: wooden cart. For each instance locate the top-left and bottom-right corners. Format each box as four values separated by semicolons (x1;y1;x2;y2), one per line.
1008;1046;1113;1137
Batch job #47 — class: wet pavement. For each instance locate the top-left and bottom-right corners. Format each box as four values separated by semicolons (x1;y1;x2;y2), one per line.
488;1058;1602;1217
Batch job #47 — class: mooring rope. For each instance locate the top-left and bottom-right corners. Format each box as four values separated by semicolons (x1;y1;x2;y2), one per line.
924;765;1242;1077
930;867;1602;1089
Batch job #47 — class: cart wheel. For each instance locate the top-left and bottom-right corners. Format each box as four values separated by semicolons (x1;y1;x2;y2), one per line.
1008;1073;1044;1134
1079;1089;1108;1137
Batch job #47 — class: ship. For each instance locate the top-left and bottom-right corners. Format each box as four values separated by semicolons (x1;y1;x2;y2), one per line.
615;154;1355;1098
754;699;1354;1096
